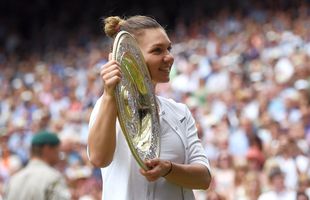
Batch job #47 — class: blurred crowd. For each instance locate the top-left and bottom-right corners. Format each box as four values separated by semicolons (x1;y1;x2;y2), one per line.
1;2;310;200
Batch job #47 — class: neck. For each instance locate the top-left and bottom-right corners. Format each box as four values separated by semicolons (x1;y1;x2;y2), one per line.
31;156;52;166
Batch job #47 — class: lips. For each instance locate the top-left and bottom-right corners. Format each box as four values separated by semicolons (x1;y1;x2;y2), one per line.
159;68;170;73
159;64;172;73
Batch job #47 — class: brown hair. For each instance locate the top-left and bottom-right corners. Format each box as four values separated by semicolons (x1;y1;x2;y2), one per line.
103;15;163;38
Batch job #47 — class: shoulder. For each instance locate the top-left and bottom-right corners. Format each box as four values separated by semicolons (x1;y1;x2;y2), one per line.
8;168;27;184
158;96;193;124
9;162;62;187
158;96;188;114
42;165;63;179
29;160;63;179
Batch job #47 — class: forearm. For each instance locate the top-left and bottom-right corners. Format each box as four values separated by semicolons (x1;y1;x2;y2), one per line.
165;162;211;190
88;95;118;167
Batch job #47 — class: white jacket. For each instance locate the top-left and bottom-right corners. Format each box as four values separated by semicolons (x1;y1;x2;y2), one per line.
89;96;211;200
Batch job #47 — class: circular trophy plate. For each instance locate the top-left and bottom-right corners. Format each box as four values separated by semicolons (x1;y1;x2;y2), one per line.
112;31;160;170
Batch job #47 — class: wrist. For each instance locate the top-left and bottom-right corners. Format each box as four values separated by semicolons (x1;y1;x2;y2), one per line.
102;94;116;103
101;94;117;115
162;161;173;177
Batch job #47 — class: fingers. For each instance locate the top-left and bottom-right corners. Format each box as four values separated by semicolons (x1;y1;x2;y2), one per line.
100;60;121;76
104;76;122;89
140;159;169;182
102;67;122;81
139;168;160;182
145;159;160;169
100;60;122;95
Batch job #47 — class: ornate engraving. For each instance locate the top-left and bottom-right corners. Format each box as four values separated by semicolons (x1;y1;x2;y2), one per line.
112;31;160;170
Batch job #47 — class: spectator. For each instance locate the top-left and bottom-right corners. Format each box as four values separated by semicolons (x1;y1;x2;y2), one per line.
258;167;296;200
4;131;71;200
212;151;235;200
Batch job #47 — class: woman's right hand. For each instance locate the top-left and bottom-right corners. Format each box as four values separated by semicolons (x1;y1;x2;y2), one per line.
100;54;122;97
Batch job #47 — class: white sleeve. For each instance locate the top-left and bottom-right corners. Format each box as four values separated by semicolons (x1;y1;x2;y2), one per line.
87;96;102;160
185;107;211;173
89;96;103;129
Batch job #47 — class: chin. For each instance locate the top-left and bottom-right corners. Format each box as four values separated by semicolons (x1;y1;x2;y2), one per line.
159;78;170;83
152;78;170;85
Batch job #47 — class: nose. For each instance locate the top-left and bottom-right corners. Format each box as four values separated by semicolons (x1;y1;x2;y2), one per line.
164;52;174;65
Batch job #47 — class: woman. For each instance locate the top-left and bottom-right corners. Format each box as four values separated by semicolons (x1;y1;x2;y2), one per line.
88;15;212;200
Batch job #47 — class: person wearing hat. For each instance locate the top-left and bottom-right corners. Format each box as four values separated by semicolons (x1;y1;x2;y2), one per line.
4;131;71;200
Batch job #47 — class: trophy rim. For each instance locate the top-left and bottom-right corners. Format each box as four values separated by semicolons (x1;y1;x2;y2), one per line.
112;31;160;170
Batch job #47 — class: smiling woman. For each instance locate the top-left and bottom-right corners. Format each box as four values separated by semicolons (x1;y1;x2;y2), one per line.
87;15;212;200
138;28;174;84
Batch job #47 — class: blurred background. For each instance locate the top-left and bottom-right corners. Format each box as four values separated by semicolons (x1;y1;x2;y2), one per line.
0;0;310;199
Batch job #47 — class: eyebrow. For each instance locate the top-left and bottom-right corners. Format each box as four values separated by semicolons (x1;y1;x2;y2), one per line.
149;42;172;48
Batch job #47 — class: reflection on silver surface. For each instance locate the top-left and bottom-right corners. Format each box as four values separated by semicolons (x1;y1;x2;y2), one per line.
112;31;160;170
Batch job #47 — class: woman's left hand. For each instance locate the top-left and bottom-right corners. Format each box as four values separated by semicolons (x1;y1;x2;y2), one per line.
139;159;171;182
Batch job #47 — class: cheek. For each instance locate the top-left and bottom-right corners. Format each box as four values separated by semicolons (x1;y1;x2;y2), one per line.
143;55;151;71
145;60;158;76
146;65;156;79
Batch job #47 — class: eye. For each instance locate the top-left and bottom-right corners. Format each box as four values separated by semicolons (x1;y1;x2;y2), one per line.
152;48;162;53
150;45;172;54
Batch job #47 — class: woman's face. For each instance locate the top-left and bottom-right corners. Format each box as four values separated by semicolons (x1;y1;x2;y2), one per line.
136;28;174;84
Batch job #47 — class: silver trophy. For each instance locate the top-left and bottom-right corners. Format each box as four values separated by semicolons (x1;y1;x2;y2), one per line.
112;31;160;170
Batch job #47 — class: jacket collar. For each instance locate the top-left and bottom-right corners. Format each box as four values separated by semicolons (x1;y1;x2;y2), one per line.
157;96;185;122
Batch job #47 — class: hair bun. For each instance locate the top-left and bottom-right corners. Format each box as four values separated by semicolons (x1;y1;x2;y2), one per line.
104;16;125;38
